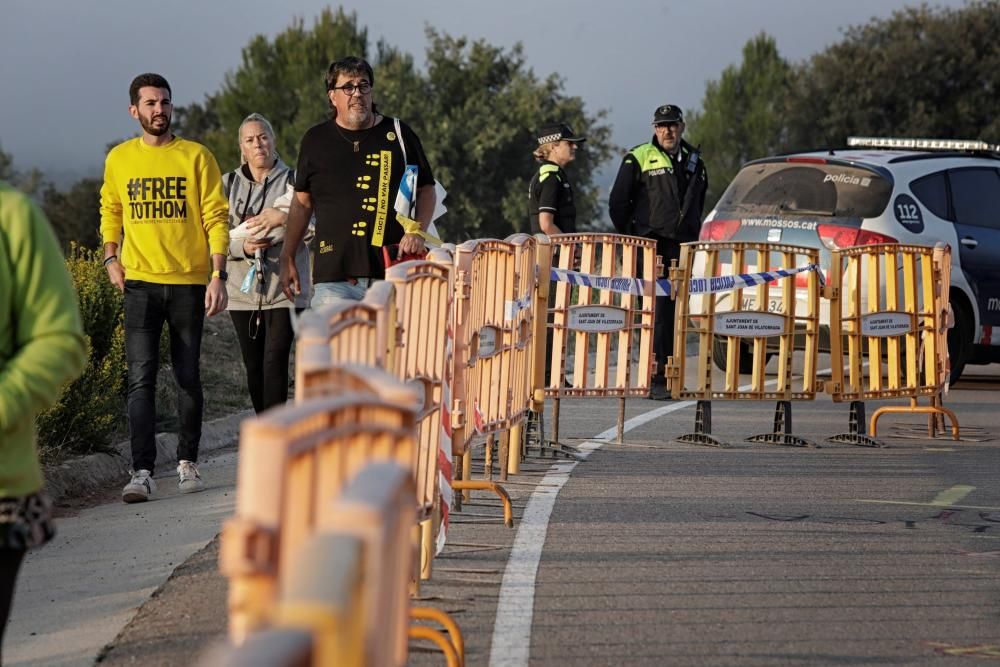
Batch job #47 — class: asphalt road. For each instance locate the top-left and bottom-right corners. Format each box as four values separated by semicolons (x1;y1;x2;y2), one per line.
5;363;999;666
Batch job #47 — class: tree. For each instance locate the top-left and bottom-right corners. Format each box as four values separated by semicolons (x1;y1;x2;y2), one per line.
40;178;103;249
686;34;793;211
415;30;613;239
174;10;614;240
785;1;1000;150
174;8;374;166
0;143;43;196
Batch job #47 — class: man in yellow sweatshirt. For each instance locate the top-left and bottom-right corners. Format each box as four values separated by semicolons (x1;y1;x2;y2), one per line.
99;73;230;503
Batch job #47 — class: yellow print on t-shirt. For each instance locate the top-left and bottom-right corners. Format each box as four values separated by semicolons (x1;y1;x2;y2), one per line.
370;149;392;247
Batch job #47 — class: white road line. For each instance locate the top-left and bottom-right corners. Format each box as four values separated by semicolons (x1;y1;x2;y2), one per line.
488;367;835;666
855;499;997;511
931;484;976;506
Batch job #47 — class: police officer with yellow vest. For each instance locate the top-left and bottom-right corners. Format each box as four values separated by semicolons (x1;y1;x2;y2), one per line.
609;104;707;400
529;122;585;235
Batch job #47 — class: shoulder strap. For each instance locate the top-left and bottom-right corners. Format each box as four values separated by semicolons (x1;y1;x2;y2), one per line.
394;118;407;164
224;171;236;195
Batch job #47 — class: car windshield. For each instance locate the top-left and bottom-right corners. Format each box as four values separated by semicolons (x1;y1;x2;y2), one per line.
717;162;892;218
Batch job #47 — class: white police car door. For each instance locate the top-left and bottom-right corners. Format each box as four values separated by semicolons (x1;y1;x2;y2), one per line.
949;167;1000;329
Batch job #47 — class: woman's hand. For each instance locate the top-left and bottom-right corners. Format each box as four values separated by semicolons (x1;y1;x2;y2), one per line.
243;238;272;256
245;207;288;239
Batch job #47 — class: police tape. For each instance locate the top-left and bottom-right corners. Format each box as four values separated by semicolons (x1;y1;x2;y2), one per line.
504;290;533;321
549;263;824;297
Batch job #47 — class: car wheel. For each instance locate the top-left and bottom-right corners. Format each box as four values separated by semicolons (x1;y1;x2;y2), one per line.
712;336;774;374
947;301;973;386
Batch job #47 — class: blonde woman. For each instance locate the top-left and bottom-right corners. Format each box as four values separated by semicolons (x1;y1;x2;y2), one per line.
223;113;311;412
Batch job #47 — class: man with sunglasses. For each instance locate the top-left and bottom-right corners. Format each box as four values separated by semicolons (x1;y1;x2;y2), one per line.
280;56;435;305
609;104;708;400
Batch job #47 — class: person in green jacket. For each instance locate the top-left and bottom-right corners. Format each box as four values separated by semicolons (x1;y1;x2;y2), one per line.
0;181;87;659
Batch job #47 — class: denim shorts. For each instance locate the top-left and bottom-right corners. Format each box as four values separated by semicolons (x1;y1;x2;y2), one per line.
311;279;377;306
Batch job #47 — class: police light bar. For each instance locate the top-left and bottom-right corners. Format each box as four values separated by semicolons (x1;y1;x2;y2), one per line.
847;136;1000;152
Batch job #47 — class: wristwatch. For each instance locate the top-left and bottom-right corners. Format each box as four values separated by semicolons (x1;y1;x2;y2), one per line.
211;270;229;282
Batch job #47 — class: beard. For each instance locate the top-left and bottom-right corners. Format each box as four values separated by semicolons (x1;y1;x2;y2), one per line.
339;103;372;130
139;113;171;137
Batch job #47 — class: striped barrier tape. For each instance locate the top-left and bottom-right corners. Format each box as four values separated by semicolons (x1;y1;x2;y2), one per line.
504;290;533;321
549;263;824;298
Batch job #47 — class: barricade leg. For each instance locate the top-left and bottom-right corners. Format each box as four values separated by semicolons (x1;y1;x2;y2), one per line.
412;606;465;665
871;397;960;441
747;401;817;448
449;479;514;528
617;398;626;444
508;424;524;480
828;400;884;447
534;398;583;460
462;454;472;503
484;434;494;481
676;400;728;448
420;517;434;581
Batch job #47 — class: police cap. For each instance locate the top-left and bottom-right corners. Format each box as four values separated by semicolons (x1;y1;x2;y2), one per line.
653;104;684;124
536;123;586;146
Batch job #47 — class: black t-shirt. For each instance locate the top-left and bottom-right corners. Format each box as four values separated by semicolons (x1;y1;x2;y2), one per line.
528;160;576;234
295;116;434;282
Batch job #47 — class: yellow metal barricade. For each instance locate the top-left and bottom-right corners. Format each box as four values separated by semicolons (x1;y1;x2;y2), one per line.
501;233;540;477
668;241;823;447
827;243;958;441
219;366;419;643
449;239;518;517
210;462;463;667
311;463;418;667
294;282;398;399
385;258;452;579
543;233;658;446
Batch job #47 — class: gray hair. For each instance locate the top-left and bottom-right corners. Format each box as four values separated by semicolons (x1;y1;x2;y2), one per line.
238;113;277;163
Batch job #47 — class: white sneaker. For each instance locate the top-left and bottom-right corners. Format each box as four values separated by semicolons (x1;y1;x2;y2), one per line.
122;469;157;503
177;460;205;494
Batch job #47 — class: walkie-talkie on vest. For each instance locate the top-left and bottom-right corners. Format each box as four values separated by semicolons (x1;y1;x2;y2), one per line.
686;145;701;176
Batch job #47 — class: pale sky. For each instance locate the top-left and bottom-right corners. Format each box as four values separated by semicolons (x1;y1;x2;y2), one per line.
0;0;970;185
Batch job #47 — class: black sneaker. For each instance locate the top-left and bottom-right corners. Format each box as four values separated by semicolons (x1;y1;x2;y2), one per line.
648;377;671;401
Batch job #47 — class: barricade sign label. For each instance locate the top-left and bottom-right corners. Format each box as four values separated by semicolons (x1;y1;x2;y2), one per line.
478;326;499;358
567;305;627;332
860;311;912;337
713;311;785;337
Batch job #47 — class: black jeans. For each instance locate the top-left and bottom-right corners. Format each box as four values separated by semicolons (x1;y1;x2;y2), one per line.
653;238;683;378
124;280;206;474
0;548;25;662
229;308;300;413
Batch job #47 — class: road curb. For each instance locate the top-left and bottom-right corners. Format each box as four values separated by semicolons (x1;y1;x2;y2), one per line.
43;410;252;504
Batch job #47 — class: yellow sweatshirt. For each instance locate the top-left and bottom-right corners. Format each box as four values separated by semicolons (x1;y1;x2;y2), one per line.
100;136;230;284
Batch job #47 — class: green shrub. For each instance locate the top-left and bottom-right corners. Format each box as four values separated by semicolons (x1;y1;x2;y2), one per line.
36;245;126;461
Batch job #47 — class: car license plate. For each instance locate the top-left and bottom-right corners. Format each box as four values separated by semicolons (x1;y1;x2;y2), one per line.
742;297;782;312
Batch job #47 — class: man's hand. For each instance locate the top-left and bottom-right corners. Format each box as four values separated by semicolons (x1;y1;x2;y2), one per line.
243;238;272;256
245;207;287;238
398;232;426;256
106;260;125;292
205;278;228;316
280;253;300;301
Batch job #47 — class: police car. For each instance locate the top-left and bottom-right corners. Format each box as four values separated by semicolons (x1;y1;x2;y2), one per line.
699;137;1000;383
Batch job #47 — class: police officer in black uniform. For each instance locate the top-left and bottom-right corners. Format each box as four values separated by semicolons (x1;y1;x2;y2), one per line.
528;122;585;235
609;104;708;400
529;122;585;388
